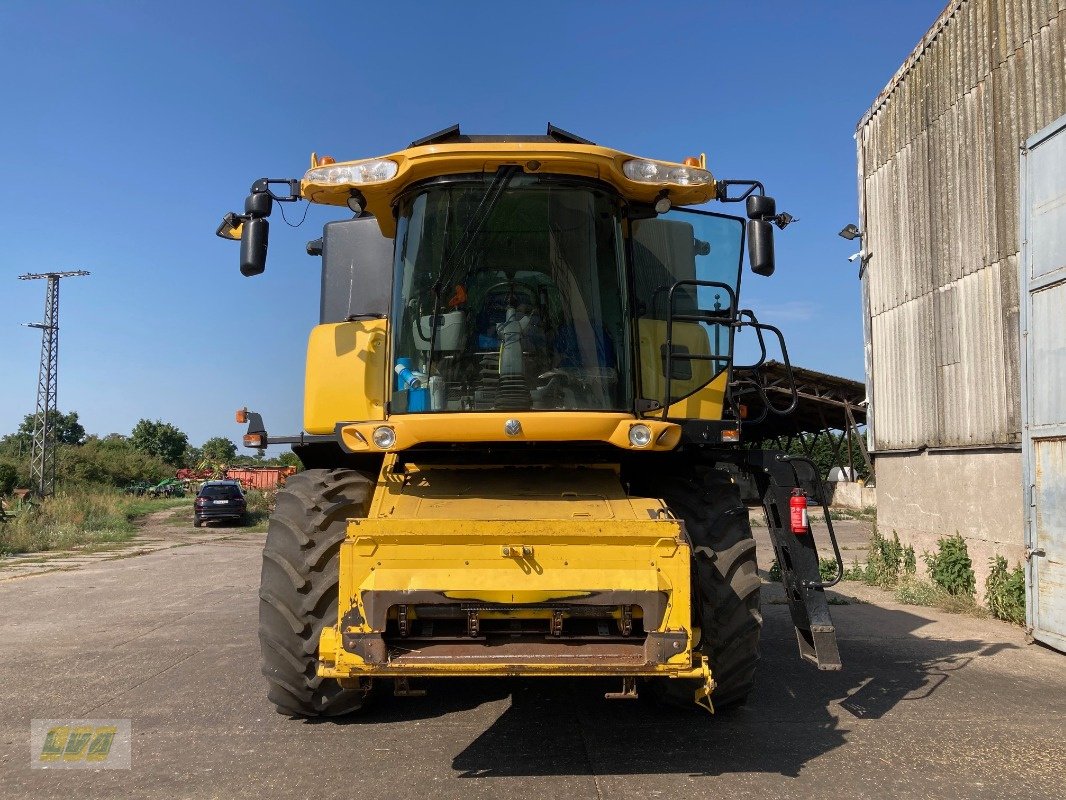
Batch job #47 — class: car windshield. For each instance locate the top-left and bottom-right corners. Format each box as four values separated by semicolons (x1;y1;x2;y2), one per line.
200;485;241;499
391;173;630;413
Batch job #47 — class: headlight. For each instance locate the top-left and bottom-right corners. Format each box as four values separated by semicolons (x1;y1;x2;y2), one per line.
628;424;653;448
303;158;399;186
372;426;397;449
622;158;713;186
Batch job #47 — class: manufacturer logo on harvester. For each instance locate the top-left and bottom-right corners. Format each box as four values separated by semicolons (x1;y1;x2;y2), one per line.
30;719;131;769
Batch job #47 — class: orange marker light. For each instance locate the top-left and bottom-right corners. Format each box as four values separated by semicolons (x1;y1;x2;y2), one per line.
235;408;248;424
319;155;336;165
684;157;701;167
244;433;265;448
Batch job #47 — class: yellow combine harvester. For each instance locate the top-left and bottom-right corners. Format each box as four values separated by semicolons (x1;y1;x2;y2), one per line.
218;124;843;717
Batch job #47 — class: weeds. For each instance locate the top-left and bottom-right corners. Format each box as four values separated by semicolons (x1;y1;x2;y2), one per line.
242;489;275;531
0;492;189;556
844;529;1004;620
766;556;839;583
985;556;1026;625
924;533;975;598
842;528;915;588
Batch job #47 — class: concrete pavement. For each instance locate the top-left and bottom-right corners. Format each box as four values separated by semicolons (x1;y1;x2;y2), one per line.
0;525;1062;800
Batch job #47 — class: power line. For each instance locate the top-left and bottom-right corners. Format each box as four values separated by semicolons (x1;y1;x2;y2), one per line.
19;270;90;496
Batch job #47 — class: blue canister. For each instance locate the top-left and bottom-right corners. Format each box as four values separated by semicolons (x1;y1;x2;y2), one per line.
395;357;414;390
408;387;429;412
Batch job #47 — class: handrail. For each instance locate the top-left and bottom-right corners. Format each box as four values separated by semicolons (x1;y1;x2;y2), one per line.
662;279;738;410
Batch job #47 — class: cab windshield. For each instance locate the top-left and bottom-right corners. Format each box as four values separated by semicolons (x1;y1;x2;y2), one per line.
391;174;630;413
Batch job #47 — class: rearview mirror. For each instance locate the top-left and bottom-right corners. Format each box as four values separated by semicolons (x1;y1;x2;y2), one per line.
746;194;776;220
747;219;775;276
240;217;269;276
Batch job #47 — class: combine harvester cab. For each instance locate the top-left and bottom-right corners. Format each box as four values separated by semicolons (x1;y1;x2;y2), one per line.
219;125;843;717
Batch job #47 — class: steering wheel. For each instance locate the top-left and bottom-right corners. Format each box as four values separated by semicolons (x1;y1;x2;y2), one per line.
482;278;540;306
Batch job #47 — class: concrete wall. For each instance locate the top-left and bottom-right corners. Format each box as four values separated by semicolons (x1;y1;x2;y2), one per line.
827;481;877;510
875;449;1023;596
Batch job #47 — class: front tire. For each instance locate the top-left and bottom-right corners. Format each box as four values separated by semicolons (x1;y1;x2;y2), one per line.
258;468;373;717
635;468;762;710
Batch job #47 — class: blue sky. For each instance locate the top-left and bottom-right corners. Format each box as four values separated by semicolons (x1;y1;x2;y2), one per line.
0;1;937;449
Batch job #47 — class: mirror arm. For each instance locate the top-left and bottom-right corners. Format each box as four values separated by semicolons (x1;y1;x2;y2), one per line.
715;179;766;203
250;177;302;202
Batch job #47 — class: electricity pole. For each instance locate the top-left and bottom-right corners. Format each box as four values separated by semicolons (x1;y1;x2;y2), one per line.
19;270;90;496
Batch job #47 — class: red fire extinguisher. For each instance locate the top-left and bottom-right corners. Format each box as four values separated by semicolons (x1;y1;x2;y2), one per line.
789;488;809;534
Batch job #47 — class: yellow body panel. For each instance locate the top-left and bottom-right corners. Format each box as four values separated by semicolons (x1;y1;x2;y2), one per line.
318;463;706;683
638;319;729;420
339;413;681;453
304;320;388;434
661;370;729;420
302;142;718;237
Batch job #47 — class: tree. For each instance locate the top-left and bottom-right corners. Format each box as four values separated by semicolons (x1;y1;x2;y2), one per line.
277;451;301;469
129;419;189;466
14;409;86;447
58;439;170;488
200;437;237;463
0;461;17;495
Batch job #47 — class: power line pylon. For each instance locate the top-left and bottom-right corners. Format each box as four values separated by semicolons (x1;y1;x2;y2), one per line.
19;270;90;496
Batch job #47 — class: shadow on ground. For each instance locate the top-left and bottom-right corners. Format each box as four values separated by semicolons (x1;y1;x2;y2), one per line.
321;596;1016;779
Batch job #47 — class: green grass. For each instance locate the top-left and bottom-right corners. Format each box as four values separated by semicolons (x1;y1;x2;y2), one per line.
894;574;988;617
828;506;877;522
0;492;190;557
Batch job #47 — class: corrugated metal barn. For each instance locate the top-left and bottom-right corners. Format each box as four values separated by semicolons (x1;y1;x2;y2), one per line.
855;0;1065;594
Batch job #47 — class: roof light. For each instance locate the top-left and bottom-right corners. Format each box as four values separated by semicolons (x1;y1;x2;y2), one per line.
622;158;713;187
304;158;399;186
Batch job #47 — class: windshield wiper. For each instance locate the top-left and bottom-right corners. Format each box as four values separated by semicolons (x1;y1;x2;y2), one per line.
433;164;521;298
426;165;521;365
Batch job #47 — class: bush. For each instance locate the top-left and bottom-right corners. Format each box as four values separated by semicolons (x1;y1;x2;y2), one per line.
58;439;171;489
925;533;976;598
985;555;1026;625
903;544;917;575
853;528;907;588
0;461;17;495
819;557;838;582
243;488;275;528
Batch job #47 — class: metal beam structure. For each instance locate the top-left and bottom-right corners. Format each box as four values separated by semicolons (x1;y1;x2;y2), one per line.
742;360;872;484
19;270;89;496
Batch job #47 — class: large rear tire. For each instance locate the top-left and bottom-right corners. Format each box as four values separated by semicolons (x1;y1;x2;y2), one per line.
636;468;762;710
258;468;373;717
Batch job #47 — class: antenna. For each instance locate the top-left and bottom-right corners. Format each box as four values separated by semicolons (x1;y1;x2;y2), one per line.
19;270;90;496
